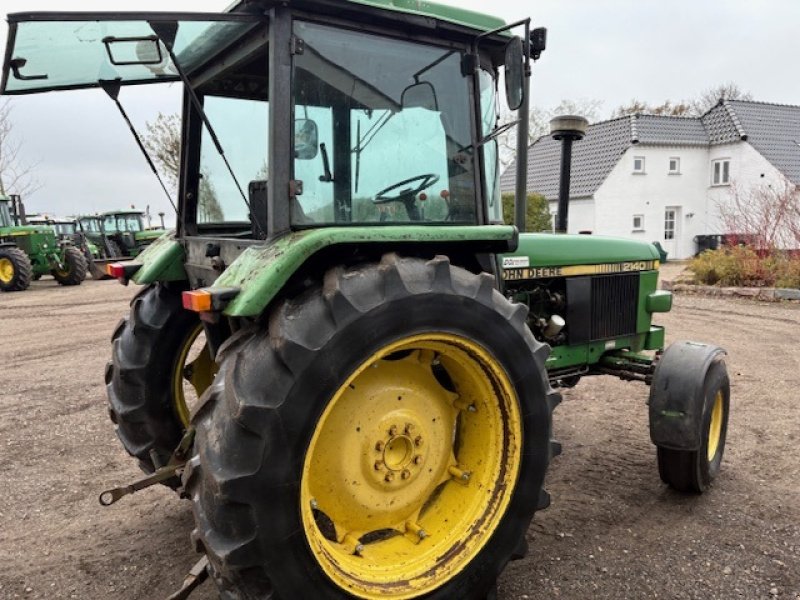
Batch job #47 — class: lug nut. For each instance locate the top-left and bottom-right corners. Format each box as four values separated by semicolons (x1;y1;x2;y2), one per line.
389;425;398;436
404;423;414;434
414;436;423;447
401;469;411;480
375;441;384;451
385;472;395;483
374;460;384;471
414;455;423;465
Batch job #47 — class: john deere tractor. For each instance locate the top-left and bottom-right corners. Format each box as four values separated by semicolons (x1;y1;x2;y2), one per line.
0;195;87;290
78;210;166;259
3;3;729;598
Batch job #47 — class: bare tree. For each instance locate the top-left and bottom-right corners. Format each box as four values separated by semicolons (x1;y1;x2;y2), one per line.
142;112;181;186
0;99;41;198
691;82;753;116
498;98;603;169
613;99;693;117
717;179;800;250
144;111;226;220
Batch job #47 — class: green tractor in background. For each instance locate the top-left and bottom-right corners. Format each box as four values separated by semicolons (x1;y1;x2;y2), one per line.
3;3;730;599
0;194;87;291
27;214;109;279
78;210;166;259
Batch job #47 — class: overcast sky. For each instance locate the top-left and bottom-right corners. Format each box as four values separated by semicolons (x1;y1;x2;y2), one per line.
2;0;799;221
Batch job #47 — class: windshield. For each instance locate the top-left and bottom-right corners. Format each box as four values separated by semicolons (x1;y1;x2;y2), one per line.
104;214;143;232
54;222;77;235
80;217;100;233
0;202;11;227
2;14;260;95
292;21;478;226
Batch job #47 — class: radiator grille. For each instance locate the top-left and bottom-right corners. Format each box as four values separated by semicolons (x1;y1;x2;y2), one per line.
590;273;639;340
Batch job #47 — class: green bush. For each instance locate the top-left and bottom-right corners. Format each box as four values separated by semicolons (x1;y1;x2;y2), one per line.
690;247;800;288
501;192;552;232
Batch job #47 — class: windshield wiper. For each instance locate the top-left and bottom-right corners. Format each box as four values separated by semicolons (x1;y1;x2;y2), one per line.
458;119;520;153
148;21;264;238
100;79;177;214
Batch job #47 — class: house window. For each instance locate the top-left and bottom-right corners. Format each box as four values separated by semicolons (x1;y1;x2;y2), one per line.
632;214;644;231
664;209;676;240
712;159;730;185
669;157;680;174
633;156;645;173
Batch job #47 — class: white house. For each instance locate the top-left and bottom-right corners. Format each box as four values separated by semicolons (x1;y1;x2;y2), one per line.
501;99;800;259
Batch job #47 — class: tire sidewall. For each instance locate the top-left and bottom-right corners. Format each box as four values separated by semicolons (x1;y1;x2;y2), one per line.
696;360;730;489
245;293;550;600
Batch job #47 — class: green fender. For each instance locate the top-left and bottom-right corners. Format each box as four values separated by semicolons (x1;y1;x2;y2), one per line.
130;232;186;284
213;225;517;317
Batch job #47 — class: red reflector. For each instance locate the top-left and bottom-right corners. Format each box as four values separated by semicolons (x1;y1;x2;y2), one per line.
418;193;427;202
106;263;127;278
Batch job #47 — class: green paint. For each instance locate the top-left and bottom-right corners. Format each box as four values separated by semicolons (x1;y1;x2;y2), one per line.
321;0;506;33
508;233;660;268
545;326;666;370
637;270;659;332
646;290;673;313
131;233;187;284
213;225;515;317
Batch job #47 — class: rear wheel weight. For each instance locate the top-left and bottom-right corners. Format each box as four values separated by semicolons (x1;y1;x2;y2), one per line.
186;255;555;600
657;360;730;493
106;282;214;481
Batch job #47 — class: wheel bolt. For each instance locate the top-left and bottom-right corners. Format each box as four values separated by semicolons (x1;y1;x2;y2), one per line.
389;425;398;436
414;436;423;447
414;455;423;465
401;469;411;480
375;441;384;451
385;472;395;483
404;423;414;434
374;460;384;471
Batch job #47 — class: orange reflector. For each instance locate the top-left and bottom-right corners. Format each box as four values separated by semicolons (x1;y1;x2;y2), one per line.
182;290;213;312
106;263;127;278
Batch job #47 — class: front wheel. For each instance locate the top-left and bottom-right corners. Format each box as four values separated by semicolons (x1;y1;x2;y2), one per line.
52;246;87;285
186;254;558;600
656;359;730;493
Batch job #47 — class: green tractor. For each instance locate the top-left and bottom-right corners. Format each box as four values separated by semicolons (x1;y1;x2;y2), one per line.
27;215;110;279
78;210;166;259
3;3;729;599
0;195;87;291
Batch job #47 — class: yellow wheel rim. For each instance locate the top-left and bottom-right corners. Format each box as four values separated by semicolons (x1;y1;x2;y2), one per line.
300;333;523;599
0;258;14;283
172;324;217;427
707;391;724;462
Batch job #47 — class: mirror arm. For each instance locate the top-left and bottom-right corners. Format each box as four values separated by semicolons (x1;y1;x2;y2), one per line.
514;20;532;233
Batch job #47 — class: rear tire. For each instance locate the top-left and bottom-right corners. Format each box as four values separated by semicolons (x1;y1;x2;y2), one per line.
657;360;729;493
0;246;33;292
185;254;557;600
52;246;87;285
106;282;213;482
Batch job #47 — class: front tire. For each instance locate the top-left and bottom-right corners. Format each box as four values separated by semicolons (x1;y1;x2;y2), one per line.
106;282;215;479
657;360;730;493
0;246;33;292
185;255;558;600
52;246;87;285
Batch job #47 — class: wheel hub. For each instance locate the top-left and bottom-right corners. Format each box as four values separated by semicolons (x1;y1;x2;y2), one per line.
370;416;427;486
0;258;14;283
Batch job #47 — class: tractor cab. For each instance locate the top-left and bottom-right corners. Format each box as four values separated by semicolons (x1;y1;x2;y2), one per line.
2;3;533;288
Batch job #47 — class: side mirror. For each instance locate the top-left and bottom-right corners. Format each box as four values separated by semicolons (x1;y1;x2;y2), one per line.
504;36;525;111
294;119;319;160
401;81;439;111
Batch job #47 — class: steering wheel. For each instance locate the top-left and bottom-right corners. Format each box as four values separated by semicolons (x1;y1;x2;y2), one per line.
373;173;440;205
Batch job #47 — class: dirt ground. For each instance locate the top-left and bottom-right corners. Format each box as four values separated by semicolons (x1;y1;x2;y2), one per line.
1;271;798;600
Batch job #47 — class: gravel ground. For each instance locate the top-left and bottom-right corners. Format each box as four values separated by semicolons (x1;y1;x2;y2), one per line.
0;274;798;600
